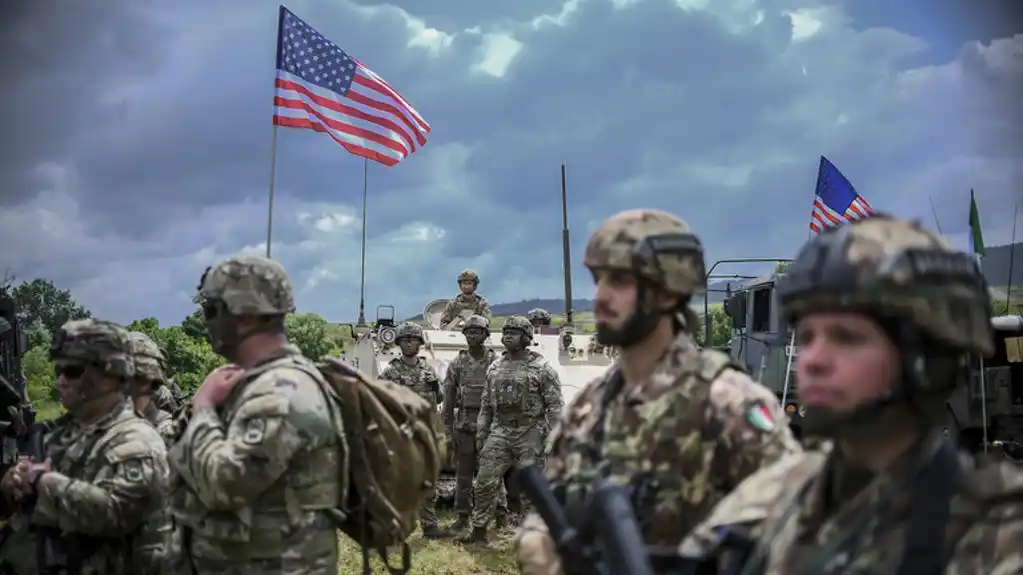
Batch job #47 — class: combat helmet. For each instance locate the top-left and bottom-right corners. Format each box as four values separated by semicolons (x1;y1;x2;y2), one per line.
127;331;168;385
462;314;490;335
526;308;552;326
50;319;135;379
502;316;533;340
395;322;425;343
198;255;296;316
583;209;706;296
457;269;480;286
777;215;994;394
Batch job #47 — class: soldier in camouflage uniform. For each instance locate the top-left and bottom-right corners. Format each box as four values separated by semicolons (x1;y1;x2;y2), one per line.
463;315;563;543
380;322;444;538
681;215;1023;574
0;319;168;574
440;314;511;534
526;308;552;328
166;255;348;574
515;209;801;574
127;331;176;445
440;269;492;328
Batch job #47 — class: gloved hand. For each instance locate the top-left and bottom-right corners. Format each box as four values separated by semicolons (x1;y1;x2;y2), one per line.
514;512;563;575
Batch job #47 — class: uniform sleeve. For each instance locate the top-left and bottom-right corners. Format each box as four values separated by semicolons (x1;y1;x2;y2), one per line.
379;363;401;383
425;364;442;403
169;381;305;511
706;369;802;491
441;359;459;434
440;301;457;324
35;428;167;536
539;363;564;434
477;298;492;319
476;364;496;442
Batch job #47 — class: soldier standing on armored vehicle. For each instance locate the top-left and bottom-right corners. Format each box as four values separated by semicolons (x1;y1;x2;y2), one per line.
127;331;177;445
440;314;512;534
681;215;1023;573
440;269;492;329
514;209;800;574
381;322;444;539
462;315;564;543
166;256;347;574
0;319;168;573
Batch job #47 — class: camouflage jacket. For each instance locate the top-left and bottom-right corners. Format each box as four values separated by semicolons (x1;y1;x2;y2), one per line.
477;350;563;443
440;293;491;325
139;400;176;447
0;399;168;574
682;443;1023;574
441;348;498;434
521;332;800;549
166;345;346;569
381;356;441;405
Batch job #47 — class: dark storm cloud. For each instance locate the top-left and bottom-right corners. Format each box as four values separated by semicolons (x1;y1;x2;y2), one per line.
0;0;171;206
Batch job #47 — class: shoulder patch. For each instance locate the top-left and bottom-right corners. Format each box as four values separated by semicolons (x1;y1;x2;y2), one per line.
275;379;298;390
746;401;776;432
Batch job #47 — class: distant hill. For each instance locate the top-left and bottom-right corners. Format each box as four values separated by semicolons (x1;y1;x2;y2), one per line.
982;242;1023;286
402;280;735;321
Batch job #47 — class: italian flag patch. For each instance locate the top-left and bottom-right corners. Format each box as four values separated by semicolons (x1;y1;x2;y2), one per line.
746;402;775;432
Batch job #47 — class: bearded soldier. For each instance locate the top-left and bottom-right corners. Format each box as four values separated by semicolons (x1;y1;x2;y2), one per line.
463;315;563;543
380;322;443;538
440;269;492;329
514;209;800;574
681;215;1023;574
166;255;348;574
0;319;168;574
440;314;511;534
127;331;176;445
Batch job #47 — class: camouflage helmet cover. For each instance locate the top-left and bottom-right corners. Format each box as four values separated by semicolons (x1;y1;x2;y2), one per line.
395;322;425;343
462;314;490;333
127;331;167;384
777;215;994;358
457;269;480;284
50;319;135;378
583;209;706;296
502;315;533;335
199;255;296;316
526;308;552;323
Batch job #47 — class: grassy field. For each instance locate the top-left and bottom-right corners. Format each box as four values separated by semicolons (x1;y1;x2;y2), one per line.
337;511;517;574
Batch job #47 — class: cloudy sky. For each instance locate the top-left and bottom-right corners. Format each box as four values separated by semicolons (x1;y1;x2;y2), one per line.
1;0;1021;326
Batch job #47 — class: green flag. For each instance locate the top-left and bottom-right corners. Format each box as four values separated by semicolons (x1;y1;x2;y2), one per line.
969;189;985;256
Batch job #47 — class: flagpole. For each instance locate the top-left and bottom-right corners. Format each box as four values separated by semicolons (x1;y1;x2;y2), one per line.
1006;202;1019;311
928;195;944;237
356;157;369;326
265;125;280;258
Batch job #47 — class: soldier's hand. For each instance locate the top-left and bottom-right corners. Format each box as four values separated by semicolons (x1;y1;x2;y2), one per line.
515;514;563;575
193;364;245;410
1;459;32;501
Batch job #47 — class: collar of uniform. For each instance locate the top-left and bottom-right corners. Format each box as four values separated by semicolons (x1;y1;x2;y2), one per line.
75;397;135;434
620;330;701;400
251;343;304;369
456;293;477;303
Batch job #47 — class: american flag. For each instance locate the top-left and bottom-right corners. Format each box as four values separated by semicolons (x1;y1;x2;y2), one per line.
272;6;430;166
810;155;873;233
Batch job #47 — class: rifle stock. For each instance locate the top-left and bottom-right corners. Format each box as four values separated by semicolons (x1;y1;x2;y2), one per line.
514;464;655;575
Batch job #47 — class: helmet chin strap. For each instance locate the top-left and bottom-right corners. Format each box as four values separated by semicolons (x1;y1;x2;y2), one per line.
596;282;672;349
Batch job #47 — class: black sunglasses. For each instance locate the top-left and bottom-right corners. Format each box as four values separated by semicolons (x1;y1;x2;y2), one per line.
54;364;87;379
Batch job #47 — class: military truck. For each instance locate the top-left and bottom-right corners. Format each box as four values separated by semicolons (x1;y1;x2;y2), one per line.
722;271;1023;453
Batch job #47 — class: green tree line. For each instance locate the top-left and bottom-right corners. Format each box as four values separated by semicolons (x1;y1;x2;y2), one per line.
12;279;351;420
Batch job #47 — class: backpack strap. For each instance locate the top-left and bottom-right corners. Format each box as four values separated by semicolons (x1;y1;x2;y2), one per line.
895;439;962;575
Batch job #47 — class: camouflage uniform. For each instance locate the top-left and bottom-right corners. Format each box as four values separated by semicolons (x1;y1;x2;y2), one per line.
440;269;491;326
166;256;347;574
0;319;168;574
526;309;552;327
127;331;177;446
514;209;800;574
440;315;508;528
380;322;442;534
681;216;1023;573
467;316;563;541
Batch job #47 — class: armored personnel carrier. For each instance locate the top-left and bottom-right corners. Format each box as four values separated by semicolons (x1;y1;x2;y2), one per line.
340;300;614;504
723;272;1023;454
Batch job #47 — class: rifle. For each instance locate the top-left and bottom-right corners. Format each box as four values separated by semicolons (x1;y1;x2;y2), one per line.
513;464;655;575
26;423;67;574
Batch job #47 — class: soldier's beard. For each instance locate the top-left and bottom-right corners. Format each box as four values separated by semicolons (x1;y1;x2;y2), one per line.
596;309;660;349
